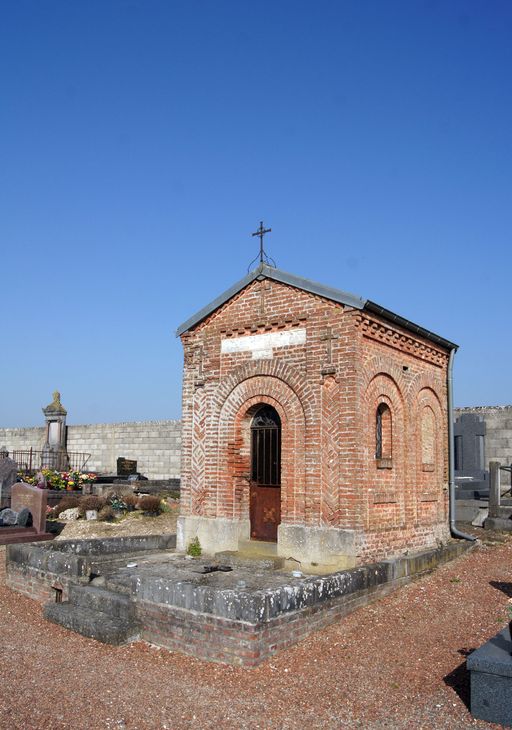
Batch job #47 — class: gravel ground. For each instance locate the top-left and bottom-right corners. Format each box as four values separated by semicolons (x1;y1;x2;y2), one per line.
0;526;510;729
51;507;179;541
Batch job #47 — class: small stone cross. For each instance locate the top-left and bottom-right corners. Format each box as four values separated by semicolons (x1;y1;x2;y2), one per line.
259;280;271;316
320;326;339;364
196;342;206;378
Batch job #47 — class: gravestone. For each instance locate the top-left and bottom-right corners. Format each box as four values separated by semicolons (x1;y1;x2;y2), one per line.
10;482;47;534
468;627;512;726
117;457;137;477
16;508;33;528
0;457;18;509
454;413;488;498
484;461;512;531
0;508;18;526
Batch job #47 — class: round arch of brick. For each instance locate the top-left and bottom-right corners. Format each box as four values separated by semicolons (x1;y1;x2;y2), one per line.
359;356;408;401
406;370;445;405
212;359;313;421
415;386;447;488
361;373;406;529
407;372;447;481
215;374;307;524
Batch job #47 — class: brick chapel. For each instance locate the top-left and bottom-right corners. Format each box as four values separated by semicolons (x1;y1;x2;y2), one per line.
176;252;456;568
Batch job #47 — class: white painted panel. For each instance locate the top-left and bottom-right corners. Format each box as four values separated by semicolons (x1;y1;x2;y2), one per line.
48;421;60;445
252;348;273;360
221;328;306;356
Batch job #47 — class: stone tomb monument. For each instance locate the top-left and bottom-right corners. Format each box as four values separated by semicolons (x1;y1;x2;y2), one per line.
454;412;488;499
11;482;47;534
468;627;512;726
0;457;18;509
42;391;69;471
0;482;52;544
176;256;455;568
117;457;137;477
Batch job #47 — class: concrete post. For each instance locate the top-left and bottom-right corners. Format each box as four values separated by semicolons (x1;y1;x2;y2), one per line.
489;461;501;518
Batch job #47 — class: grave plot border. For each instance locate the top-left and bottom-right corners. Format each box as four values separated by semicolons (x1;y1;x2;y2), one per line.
5;537;472;666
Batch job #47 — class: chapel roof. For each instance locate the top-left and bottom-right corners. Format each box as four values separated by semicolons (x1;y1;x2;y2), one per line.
176;262;457;350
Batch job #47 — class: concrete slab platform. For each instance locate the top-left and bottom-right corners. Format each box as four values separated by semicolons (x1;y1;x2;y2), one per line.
5;535;473;665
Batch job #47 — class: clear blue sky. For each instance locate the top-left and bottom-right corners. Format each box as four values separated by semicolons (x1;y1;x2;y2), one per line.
2;1;511;427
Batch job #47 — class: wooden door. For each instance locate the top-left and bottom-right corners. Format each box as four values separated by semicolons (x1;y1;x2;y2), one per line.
250;406;281;541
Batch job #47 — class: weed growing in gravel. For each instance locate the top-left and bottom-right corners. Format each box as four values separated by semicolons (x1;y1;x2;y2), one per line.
187;537;202;557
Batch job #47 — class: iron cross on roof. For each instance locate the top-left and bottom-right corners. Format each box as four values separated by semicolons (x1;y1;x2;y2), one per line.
252;221;272;264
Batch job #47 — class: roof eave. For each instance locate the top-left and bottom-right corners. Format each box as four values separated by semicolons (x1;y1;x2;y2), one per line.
175;265;457;351
364;300;458;351
176;263;365;336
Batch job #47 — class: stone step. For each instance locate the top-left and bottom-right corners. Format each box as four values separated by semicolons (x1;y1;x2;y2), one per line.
68;584;136;620
216;544;286;570
0;528;54;546
43;602;139;645
237;539;279;557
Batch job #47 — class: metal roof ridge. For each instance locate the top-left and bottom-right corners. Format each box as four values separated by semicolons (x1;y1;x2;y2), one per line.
259;264;366;309
175;264;457;350
175;263;366;336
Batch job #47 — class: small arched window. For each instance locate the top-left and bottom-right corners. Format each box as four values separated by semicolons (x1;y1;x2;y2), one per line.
376;403;392;460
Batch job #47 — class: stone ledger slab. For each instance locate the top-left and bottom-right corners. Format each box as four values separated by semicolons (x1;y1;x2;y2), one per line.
467;626;512;727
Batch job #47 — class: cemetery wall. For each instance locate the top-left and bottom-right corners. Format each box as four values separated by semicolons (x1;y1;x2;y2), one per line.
454;406;512;485
0;426;45;454
0;421;182;480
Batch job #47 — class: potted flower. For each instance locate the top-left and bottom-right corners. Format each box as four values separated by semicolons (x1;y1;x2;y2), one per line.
78;472;97;494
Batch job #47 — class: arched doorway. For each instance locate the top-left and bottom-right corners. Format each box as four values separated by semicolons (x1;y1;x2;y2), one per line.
250;405;281;541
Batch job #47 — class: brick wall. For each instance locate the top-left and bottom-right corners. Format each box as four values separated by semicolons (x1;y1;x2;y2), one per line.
137;579;405;666
180;276;450;563
6;562;73;603
0;421;181;480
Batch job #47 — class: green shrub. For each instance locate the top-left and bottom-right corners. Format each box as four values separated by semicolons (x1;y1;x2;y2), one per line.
109;495;128;512
186;537;202;557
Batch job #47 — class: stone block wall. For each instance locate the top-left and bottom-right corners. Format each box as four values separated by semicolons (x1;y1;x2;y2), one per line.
0;427;45;454
66;420;181;479
0;420;181;480
454;406;512;487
